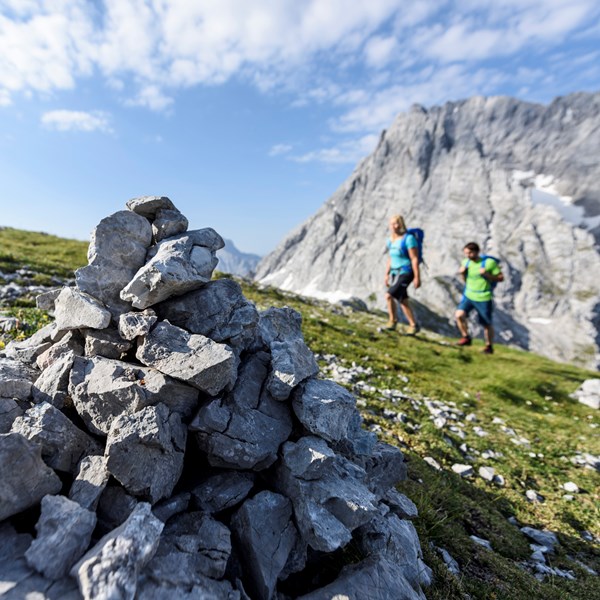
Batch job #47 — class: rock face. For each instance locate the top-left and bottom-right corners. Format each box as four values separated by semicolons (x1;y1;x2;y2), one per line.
0;197;428;599
255;92;600;369
216;238;261;277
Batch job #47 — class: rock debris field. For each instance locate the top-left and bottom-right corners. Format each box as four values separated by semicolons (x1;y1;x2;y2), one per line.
0;197;431;600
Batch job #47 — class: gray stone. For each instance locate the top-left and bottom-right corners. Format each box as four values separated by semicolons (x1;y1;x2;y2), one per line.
144;511;231;585
191;351;292;470
126;195;177;218
435;546;460;575
479;466;496;482
83;327;132;359
0;522;34;594
191;471;255;513
96;485;138;532
152;208;189;242
136;321;238;395
520;527;559;550
231;491;297;600
258;307;319;400
384;488;419;519
11;402;101;473
69;454;110;511
278;435;335;480
36;288;61;311
105;403;186;503
26;494;96;579
120;228;224;309
298;556;425;600
118;309;158;341
451;464;474;477
36;331;84;370
152;492;190;523
31;350;75;409
156;279;259;350
570;379;600;409
3;323;55;363
0;398;24;433
0;433;62;521
355;440;406;496
136;577;241;600
0;357;38;400
54;287;111;331
69;355;198;436
76;210;153;316
470;535;493;550
71;502;163;600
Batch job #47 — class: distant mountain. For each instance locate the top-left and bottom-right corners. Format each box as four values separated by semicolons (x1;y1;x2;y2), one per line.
216;239;261;277
255;92;600;369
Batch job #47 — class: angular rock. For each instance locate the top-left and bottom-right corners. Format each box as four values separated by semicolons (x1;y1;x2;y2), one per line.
136;321;238;395
279;435;335;480
71;502;163;600
451;464;474;477
384;488;419;520
36;288;61;311
144;512;231;585
0;357;38;400
69;355;198;436
54;287;111;331
192;351;292;470
118;309;158;341
31;350;75;409
105;403;186;503
126;195;177;217
521;527;558;550
96;485;138;532
36;331;84;370
152;492;190;523
83;327;132;359
26;494;96;580
258;307;319;400
479;466;496;482
120;228;224;309
69;455;110;511
76;210;153;315
136;576;241;600
191;471;255;513
156;279;259;350
152;208;189;242
355;441;406;496
0;433;62;521
0;398;24;433
11;402;101;473
231;491;298;600
3;323;55;363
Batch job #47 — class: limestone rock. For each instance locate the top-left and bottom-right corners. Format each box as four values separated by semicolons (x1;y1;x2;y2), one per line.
0;357;38;400
570;379;600;409
126;195;177;218
83;327;132;359
120;228;224;309
71;502;163;600
156;278;259;351
96;485;138;533
11;402;101;473
152;208;189;242
69;355;198;436
31;350;75;409
36;331;84;370
54;287;111;331
191;471;255;513
118;309;158;341
69;455;110;511
152;492;190;523
192;351;292;470
231;491;298;600
136;321;238;395
258;307;319;400
76;209;153;316
3;323;55;363
384;488;419;519
105;403;186;503
355;440;406;496
0;398;24;433
26;494;96;580
0;433;62;521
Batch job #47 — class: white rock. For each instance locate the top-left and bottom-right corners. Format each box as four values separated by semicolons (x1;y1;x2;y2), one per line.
478;466;495;482
470;535;492;550
423;457;442;471
562;481;579;493
451;464;474;477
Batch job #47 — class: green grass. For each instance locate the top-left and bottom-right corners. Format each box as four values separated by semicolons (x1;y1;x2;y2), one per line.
0;227;88;278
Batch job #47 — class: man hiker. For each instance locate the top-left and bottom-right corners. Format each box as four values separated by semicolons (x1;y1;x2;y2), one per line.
455;242;504;354
384;214;421;335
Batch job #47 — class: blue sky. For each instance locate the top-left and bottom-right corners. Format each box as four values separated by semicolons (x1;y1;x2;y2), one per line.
1;1;599;255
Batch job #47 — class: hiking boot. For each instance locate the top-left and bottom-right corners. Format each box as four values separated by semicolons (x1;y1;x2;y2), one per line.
482;345;494;354
406;324;420;336
457;336;472;346
383;320;397;331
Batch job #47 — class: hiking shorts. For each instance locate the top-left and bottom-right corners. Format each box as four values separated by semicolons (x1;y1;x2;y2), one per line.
457;296;493;327
388;272;414;301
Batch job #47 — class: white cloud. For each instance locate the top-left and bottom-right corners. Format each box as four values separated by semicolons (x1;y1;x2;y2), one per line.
41;110;113;133
292;133;379;164
364;35;397;68
269;144;293;156
125;85;174;111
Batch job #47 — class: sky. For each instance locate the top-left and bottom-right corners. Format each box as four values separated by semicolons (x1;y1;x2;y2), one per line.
1;1;599;256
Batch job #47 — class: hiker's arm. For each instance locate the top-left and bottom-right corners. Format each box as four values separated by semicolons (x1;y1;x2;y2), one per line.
480;269;504;282
408;247;420;289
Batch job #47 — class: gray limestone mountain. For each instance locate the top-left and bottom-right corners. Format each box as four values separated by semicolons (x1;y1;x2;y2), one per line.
217;238;261;277
255;91;600;369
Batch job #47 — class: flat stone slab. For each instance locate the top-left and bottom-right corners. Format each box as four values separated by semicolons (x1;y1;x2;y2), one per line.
31;350;75;409
54;287;111;331
136;321;238;396
83;327;132;360
0;358;39;400
69;455;110;511
3;323;55;363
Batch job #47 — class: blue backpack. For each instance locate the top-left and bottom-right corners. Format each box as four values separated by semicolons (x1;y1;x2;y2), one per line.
465;255;501;290
400;228;425;265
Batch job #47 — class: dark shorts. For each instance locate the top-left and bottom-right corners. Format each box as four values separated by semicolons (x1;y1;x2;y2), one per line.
457;296;493;326
388;272;414;301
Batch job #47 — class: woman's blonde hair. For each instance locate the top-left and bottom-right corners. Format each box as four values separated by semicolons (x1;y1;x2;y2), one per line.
390;214;407;234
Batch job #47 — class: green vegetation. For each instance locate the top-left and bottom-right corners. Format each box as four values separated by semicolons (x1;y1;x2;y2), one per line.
0;227;88;278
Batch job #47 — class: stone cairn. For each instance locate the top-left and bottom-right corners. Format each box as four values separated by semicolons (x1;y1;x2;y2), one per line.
0;197;431;600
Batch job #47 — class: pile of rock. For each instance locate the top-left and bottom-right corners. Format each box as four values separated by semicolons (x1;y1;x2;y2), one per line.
0;197;430;600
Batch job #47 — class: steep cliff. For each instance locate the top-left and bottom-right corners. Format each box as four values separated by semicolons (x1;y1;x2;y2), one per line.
255;92;600;368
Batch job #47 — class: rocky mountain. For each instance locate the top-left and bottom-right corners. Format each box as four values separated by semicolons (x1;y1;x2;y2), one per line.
255;92;600;369
216;239;261;277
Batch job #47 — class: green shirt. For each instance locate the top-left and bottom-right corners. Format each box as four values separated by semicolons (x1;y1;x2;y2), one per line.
462;257;501;302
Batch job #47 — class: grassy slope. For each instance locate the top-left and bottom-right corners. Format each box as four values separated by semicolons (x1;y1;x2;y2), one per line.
1;229;599;598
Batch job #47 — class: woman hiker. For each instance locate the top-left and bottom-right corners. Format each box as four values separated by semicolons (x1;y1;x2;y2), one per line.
384;215;421;334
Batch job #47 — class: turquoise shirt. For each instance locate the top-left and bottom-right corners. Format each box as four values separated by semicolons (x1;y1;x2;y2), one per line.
387;234;417;273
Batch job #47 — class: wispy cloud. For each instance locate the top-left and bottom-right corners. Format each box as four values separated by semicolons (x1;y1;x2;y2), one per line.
291;133;379;164
41;110;113;133
269;143;293;157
